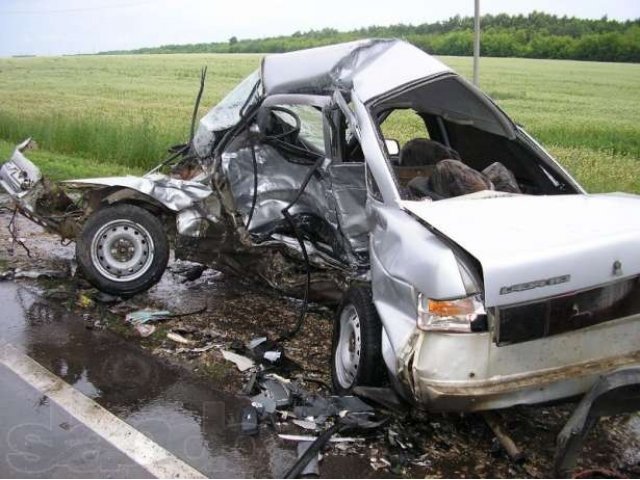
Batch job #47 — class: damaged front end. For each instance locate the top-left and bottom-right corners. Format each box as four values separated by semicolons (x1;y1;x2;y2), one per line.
0;139;83;239
0;138;215;242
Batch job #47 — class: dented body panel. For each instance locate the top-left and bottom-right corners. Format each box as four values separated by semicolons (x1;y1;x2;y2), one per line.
2;39;640;413
64;174;213;212
407;315;640;412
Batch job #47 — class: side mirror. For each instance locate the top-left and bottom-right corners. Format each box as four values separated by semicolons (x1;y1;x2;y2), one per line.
384;138;400;156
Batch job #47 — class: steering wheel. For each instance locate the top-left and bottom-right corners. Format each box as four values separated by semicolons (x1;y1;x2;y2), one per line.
257;105;301;141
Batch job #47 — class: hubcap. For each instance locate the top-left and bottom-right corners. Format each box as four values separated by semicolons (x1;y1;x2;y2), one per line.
90;219;155;282
335;304;362;389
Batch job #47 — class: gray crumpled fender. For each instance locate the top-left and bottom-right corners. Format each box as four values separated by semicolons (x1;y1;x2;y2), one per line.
63;174;213;212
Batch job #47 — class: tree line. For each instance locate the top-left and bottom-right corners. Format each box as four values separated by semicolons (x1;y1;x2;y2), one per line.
102;12;640;63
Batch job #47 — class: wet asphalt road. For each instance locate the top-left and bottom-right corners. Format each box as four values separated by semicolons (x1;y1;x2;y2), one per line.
0;281;371;478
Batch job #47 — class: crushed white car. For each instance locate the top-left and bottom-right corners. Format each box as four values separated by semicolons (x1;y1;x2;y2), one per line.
2;39;639;418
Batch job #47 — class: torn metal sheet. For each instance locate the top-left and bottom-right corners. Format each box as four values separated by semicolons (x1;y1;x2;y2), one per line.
0;138;41;198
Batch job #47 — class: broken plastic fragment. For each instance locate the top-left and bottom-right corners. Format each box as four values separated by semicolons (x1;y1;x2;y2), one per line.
247;337;267;349
241;406;259;436
126;309;172;325
221;350;254;371
135;324;156;338
263;350;282;363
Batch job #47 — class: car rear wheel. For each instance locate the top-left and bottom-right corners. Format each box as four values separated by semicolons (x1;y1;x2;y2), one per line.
76;204;169;297
331;286;386;394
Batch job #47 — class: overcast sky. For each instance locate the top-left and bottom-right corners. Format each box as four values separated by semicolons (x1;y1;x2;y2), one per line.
0;0;638;57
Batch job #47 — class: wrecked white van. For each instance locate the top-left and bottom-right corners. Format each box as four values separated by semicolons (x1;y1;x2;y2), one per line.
2;39;639;414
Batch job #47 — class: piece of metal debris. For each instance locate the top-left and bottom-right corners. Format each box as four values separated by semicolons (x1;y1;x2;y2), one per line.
174;343;218;354
278;434;363;443
221;350;254;371
292;419;318;431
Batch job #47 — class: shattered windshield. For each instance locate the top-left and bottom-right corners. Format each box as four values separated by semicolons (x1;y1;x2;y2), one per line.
193;69;261;157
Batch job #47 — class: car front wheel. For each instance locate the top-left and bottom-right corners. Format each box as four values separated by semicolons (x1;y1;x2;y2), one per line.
76;204;169;297
331;286;386;394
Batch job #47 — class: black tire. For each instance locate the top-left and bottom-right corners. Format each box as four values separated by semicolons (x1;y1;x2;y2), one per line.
331;286;386;394
76;203;169;297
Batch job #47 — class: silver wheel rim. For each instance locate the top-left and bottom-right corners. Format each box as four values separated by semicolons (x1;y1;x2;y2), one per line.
90;219;155;283
335;304;362;389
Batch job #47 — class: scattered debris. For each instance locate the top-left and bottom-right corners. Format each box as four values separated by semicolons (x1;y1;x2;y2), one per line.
296;441;320;478
0;270;14;281
126;309;172;324
174;343;218;354
483;411;525;463
76;293;95;309
252;377;292;410
7;207;31;258
292;419;318;431
248;336;267;349
13;268;68;280
169;261;207;283
263;350;282;363
180;264;207;283
221;350;255;371
278;434;363;443
241;406;259;436
135;324;156;338
83;313;94;330
167;331;195;345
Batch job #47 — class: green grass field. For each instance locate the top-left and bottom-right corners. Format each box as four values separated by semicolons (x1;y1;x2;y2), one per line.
0;54;638;192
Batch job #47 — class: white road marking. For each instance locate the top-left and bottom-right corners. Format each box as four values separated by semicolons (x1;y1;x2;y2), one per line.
0;343;207;479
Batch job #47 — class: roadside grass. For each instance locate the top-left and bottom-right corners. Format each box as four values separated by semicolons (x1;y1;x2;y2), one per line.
0;54;638;192
0;140;142;180
554;145;640;193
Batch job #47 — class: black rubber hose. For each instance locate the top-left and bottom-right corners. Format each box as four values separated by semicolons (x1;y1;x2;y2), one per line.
246;143;259;230
277;155;325;341
284;422;347;479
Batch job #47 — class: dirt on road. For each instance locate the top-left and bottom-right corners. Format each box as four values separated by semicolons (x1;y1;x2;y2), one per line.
1;195;639;479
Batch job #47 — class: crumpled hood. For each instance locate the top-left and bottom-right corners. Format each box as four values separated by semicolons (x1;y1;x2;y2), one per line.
402;192;640;307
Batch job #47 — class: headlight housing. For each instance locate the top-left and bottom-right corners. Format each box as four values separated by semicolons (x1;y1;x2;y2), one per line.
417;293;486;333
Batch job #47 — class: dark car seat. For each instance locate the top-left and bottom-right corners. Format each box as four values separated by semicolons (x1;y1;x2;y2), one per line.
399;138;462;167
398;138;462;198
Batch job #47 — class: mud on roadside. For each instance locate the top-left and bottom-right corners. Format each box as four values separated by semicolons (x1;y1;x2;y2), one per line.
1;198;639;479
